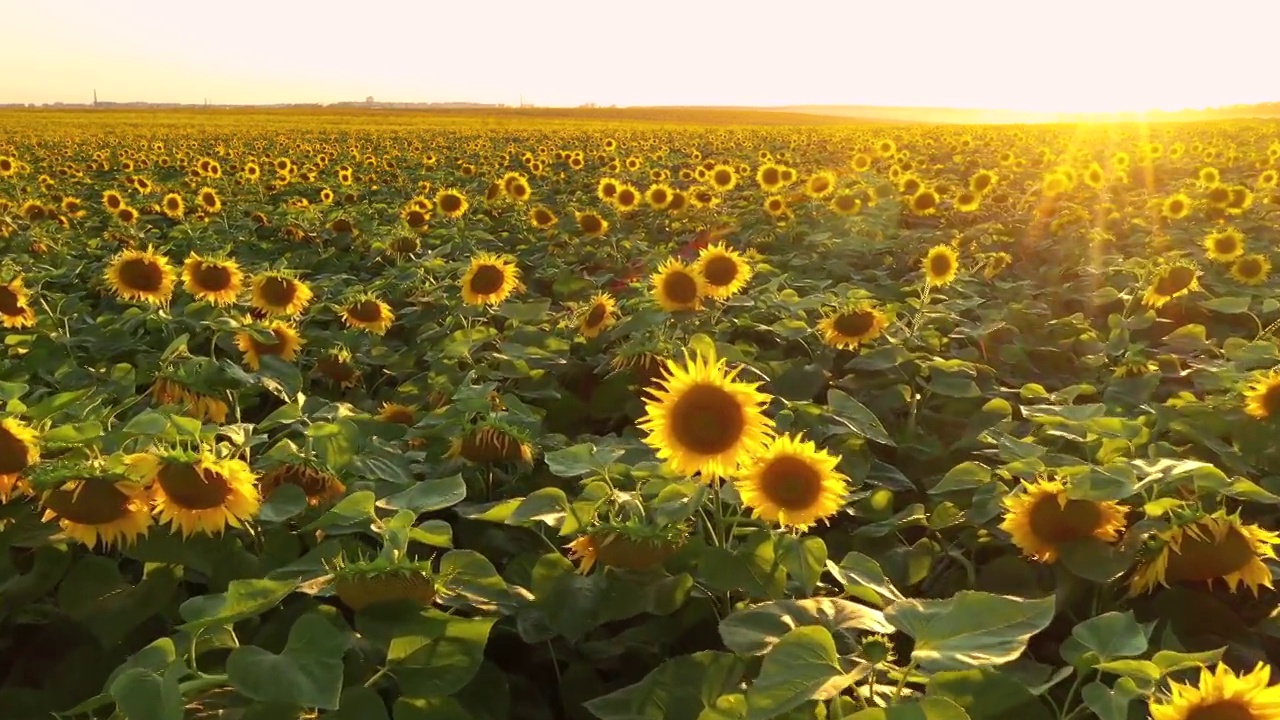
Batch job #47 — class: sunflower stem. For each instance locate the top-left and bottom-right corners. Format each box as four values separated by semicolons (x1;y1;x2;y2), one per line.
892;659;918;702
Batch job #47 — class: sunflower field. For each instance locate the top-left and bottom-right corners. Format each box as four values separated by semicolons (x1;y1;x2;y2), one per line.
4;109;1280;720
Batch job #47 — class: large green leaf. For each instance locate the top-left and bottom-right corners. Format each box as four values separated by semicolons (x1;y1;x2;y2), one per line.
544;443;625;477
584;651;747;720
720;598;893;656
744;626;852;720
847;698;970;720
1070;611;1151;662
827;552;905;607
177;577;298;633
326;686;391;720
225;612;347;710
108;665;183;720
884;592;1055;671
357;604;497;699
926;668;1052;720
827;389;895;446
376;474;467;512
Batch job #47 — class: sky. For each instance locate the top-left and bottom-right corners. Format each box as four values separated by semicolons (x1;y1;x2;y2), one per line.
2;0;1276;113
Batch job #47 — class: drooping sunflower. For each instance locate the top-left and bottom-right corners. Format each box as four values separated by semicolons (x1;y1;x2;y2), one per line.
579;291;619;339
0;277;37;329
250;271;313;316
235;321;304;371
40;478;152;549
377;402;418;426
650;258;705;312
1204;227;1246;262
576;210;609;237
332;556;437;611
1232;254;1272;286
1162;193;1193;220
695;242;753;299
1142;262;1201;308
637;349;775;481
565;523;688;575
998;477;1127;563
127;451;260;538
1244;369;1280;420
105;247;177;305
434;188;469;219
260;462;346;507
1130;512;1279;596
922;244;960;287
0;417;39;499
447;423;535;464
341;295;395;335
1149;662;1280;720
461;252;520;306
818;303;889;349
149;376;228;424
736;433;847;529
182;253;243;305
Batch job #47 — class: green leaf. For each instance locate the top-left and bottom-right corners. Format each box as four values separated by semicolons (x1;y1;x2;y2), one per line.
257;483;308;523
104;638;177;689
225;612;347;710
437;549;516;612
884;591;1056;672
1202;296;1252;314
847;698;970;720
776;535;827;595
122;410;171;436
930;462;992;493
1151;648;1226;675
360;606;496;699
745;626;852;720
108;666;183;720
26;388;93;421
926;669;1052;720
1070;611;1151;661
1063;465;1138;501
544;443;625;477
376;474;467;512
177;577;298;633
302;490;376;531
326;686;391;720
42;421;103;445
410;519;454;548
499;299;553;323
827;389;895;446
584;651;747;720
1080;678;1140;720
1094;659;1161;684
828;552;905;607
506;487;570;527
719;598;893;656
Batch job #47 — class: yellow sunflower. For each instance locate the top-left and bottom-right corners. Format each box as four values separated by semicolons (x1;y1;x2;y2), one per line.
576;210;609;237
341;296;395;335
161;193;185;220
105;247;177;305
250;272;313;316
196;186;222;213
1162;193;1193;220
818;303;889;349
954;190;982;212
645;184;674;209
580;292;618;339
434;188;469;219
149;376;228;425
1232;254;1271;285
998;477;1127;563
1150;662;1280;720
0;277;37;329
804;171;836;199
377;402;418;425
1142;263;1201;308
909;188;941;216
637;349;775;481
41;478;152;549
127;452;260;538
830;191;862;216
709;165;738;192
736;433;847;529
695;242;753;299
1244;369;1280;420
529;205;557;229
1130;512;1279;596
182;253;243;305
0;417;39;500
1204;228;1246;263
461;253;520;306
923;244;960;287
235;321;304;371
650;258;705;312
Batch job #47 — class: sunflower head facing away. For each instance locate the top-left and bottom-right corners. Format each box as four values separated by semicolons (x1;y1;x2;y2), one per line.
182;253;244;305
736;433;848;529
461;252;521;306
695;242;753;299
565;522;689;575
250;271;314;316
998;477;1128;563
651;258;705;312
447;422;535;465
818;302;889;350
105;247;177;305
259;462;346;507
332;555;437;611
1129;511;1279;596
1149;662;1280;720
637;349;775;481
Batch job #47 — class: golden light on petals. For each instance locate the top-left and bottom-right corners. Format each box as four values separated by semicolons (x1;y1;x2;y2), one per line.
341;296;395;335
235;321;304;371
250;272;313;316
1150;662;1280;720
818;303;889;350
105;247;177;305
923;244;960;287
736;433;848;529
1129;512;1279;596
40;479;152;549
128;453;261;537
651;258;705;312
1245;369;1280;420
182;253;243;305
580;292;618;339
0;278;37;329
460;253;521;306
998;478;1127;563
695;242;753;299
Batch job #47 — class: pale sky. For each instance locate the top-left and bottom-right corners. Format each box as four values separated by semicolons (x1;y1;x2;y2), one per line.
2;0;1276;113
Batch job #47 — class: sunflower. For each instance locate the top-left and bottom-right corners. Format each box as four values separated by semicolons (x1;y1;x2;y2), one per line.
332;557;437;611
954;190;982;212
756;163;785;192
102;190;125;211
461;252;520;306
596;177;620;203
1142;262;1201;308
161;193;185;219
182;253;243;305
128;452;260;537
447;424;535;464
40;478;152;549
576;210;609;237
0;156;15;176
645;184;674;209
1232;254;1271;285
250;272;313;316
998;477;1127;563
1244;369;1280;419
969;169;997;193
1199;167;1221;186
613;184;641;211
804;171;836;199
0;417;39;499
341;296;395;335
637;349;774;481
909;188;941;216
529;205;557;229
694;242;753;299
565;524;687;575
1162;193;1193;220
1130;512;1279;595
1149;662;1280;720
1204;228;1245;262
650;258;705;312
314;349;361;389
763;195;789;219
401;205;431;230
736;433;847;528
105;247;177;305
923;244;960;287
709;164;737;192
818;303;889;349
377;402;418;425
830;191;862;216
260;462;345;507
505;175;532;202
149;376;228;424
196;186;222;213
0;277;37;329
235;321;304;371
114;205;140;225
434;188;469;219
580;292;618;339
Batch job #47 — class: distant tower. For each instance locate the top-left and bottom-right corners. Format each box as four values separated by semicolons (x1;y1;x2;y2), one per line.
93;89;98;107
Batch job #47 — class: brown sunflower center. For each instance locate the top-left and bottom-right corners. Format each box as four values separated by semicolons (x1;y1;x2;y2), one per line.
1185;700;1258;720
618;190;637;206
585;303;608;328
1213;236;1240;254
662;270;700;305
1154;267;1196;296
0;286;23;316
759;455;824;511
258;276;298;307
391;236;420;253
1261;383;1280;417
165;196;182;211
193;263;234;292
1237;258;1263;278
534;209;553;225
929;253;954;277
1168;200;1186;215
405;209;428;227
651;189;669;204
580;214;604;234
469;265;507;295
157;461;231;511
668;383;745;456
702;256;739;287
44;481;131;525
0;426;33;475
105;194;123;209
318;356;357;382
1027;495;1103;543
713;169;732;186
200;192;217;207
440;193;463;213
117;258;165;292
1165;524;1256;583
914;192;938;211
833;310;876;338
762;167;780;185
346;300;384;323
250;329;289;355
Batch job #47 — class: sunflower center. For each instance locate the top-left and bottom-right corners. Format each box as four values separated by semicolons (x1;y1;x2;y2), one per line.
347;300;383;322
391;237;419;253
157;461;231;511
929;253;954;276
193;263;234;292
405;210;427;227
251;329;288;355
581;215;603;234
118;258;165;292
702;256;740;287
651;189;669;204
668;383;745;456
835;196;858;212
762;168;780;185
44;482;131;525
0;426;33;475
585;303;608;328
1155;267;1196;295
469;265;507;295
259;276;298;306
0;286;23;316
1185;700;1258;720
1214;236;1239;254
1238;258;1263;277
833;311;876;338
914;193;937;211
318;356;357;382
662;270;700;305
714;170;732;186
759;455;824;511
534;209;553;225
381;407;415;425
1027;496;1102;543
440;194;463;213
1165;525;1256;583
